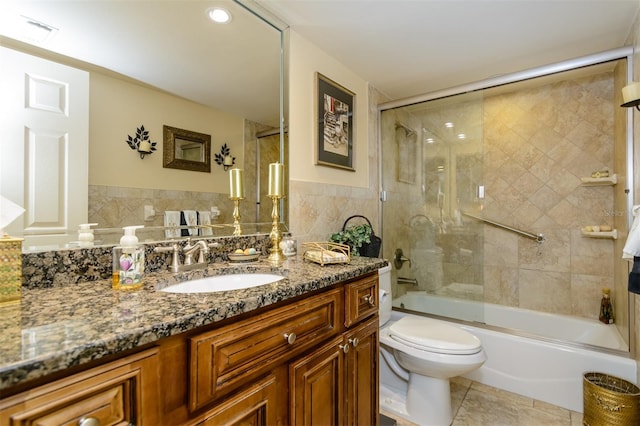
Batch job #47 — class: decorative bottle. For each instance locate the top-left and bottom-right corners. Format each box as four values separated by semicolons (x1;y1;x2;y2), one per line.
599;287;614;324
112;225;145;290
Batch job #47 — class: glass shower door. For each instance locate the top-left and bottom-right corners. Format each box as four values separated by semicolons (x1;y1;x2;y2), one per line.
380;91;485;323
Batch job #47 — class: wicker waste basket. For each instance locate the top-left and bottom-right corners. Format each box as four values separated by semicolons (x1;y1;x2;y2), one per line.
583;372;640;426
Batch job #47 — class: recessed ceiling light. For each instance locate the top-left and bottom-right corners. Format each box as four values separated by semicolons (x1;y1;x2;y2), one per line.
457;133;466;139
444;122;454;128
208;7;232;24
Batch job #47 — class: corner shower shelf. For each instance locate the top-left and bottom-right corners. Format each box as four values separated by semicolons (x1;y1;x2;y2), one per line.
580;174;617;186
581;229;618;240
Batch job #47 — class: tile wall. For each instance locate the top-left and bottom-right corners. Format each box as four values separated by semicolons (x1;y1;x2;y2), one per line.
381;68;625;323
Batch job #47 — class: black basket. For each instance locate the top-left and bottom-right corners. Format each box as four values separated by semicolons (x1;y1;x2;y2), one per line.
341;215;381;258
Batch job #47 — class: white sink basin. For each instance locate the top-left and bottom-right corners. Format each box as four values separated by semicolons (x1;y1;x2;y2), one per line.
160;273;285;293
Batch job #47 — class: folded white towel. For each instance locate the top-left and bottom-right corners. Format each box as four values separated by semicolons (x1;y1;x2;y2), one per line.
199;211;212;236
623;205;640;259
182;210;198;236
164;211;181;239
305;249;349;264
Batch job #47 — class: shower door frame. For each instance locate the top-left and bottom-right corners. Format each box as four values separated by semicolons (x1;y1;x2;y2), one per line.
377;46;635;357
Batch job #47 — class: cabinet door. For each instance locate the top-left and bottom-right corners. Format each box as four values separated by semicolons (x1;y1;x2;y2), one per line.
345;274;378;327
190;287;341;411
289;336;344;426
345;316;379;426
199;374;280;426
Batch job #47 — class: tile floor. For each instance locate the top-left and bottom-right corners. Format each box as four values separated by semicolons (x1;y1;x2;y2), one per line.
381;377;584;426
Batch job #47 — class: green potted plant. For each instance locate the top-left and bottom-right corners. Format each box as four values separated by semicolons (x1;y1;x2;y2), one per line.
329;223;373;257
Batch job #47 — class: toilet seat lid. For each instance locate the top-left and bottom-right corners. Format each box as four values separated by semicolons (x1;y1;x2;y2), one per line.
389;316;482;355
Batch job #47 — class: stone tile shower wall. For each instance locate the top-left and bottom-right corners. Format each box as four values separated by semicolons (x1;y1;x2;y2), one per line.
383;70;622;323
480;71;616;319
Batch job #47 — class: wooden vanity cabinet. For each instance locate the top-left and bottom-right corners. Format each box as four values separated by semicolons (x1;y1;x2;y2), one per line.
0;272;380;426
285;274;380;426
187;272;379;426
189;287;343;411
0;348;160;426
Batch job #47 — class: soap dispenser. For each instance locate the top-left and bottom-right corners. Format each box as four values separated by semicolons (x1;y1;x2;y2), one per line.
113;225;145;290
78;223;98;247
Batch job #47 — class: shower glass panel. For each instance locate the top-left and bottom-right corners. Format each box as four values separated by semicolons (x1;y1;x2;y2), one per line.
380;59;630;351
381;90;485;323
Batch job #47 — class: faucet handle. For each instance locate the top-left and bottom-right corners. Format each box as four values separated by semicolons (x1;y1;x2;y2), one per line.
154;243;180;272
393;248;411;270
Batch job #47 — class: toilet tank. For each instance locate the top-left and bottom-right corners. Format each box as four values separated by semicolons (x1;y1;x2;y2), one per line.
379;265;392;326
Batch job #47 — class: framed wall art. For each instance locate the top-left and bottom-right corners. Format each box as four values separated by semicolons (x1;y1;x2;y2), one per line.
315;72;355;171
163;125;211;173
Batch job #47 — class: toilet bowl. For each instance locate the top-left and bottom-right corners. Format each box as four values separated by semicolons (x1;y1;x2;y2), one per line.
378;265;486;426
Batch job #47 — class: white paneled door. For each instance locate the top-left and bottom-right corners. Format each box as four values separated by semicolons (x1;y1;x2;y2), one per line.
1;46;89;249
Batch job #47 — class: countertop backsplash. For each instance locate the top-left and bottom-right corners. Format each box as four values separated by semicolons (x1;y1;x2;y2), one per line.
21;234;274;289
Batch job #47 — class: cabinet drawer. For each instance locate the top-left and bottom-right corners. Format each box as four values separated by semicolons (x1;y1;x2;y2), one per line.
0;348;159;426
345;273;378;327
198;374;279;426
190;288;342;411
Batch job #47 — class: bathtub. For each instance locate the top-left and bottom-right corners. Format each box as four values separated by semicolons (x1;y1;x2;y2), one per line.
391;292;637;412
395;290;628;350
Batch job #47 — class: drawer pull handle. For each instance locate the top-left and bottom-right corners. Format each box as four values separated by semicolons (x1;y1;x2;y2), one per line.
363;294;375;307
78;417;100;426
284;332;297;345
339;342;350;353
349;337;360;347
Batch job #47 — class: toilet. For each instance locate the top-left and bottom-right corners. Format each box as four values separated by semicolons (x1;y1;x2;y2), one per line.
378;265;486;426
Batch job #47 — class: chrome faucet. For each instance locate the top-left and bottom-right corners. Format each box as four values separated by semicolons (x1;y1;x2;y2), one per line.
183;239;209;266
154;239;220;273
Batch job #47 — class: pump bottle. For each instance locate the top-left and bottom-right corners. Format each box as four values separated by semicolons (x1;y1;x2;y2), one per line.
78;223;98;247
113;226;145;290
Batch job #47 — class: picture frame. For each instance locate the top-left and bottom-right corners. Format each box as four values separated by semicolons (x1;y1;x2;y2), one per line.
315;72;355;171
163;125;211;173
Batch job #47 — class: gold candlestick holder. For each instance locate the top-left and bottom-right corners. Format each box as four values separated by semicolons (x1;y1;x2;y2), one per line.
230;197;244;236
268;195;284;265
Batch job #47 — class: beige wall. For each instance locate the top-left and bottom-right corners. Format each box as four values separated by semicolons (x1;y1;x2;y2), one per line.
288;31;370;188
287;31;381;244
89;73;244;195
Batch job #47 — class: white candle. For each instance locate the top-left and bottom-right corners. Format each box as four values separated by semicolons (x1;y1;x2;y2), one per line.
223;155;233;166
267;163;284;197
229;168;245;199
138;140;152;153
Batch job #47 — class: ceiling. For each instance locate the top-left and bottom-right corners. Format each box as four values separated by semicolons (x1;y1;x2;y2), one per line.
0;0;282;127
1;0;638;123
258;0;640;101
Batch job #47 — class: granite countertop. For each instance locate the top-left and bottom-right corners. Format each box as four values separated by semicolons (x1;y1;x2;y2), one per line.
0;255;387;393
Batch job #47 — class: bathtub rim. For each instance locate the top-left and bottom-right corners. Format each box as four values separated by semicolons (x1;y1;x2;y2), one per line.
392;306;634;359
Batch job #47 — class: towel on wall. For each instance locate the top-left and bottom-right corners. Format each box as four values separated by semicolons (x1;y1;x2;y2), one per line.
623;205;640;294
629;257;640;294
623;205;640;259
199;211;212;236
182;210;198;236
164;211;181;239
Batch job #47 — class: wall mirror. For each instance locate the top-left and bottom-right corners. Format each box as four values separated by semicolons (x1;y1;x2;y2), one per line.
163;125;211;172
0;0;287;251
